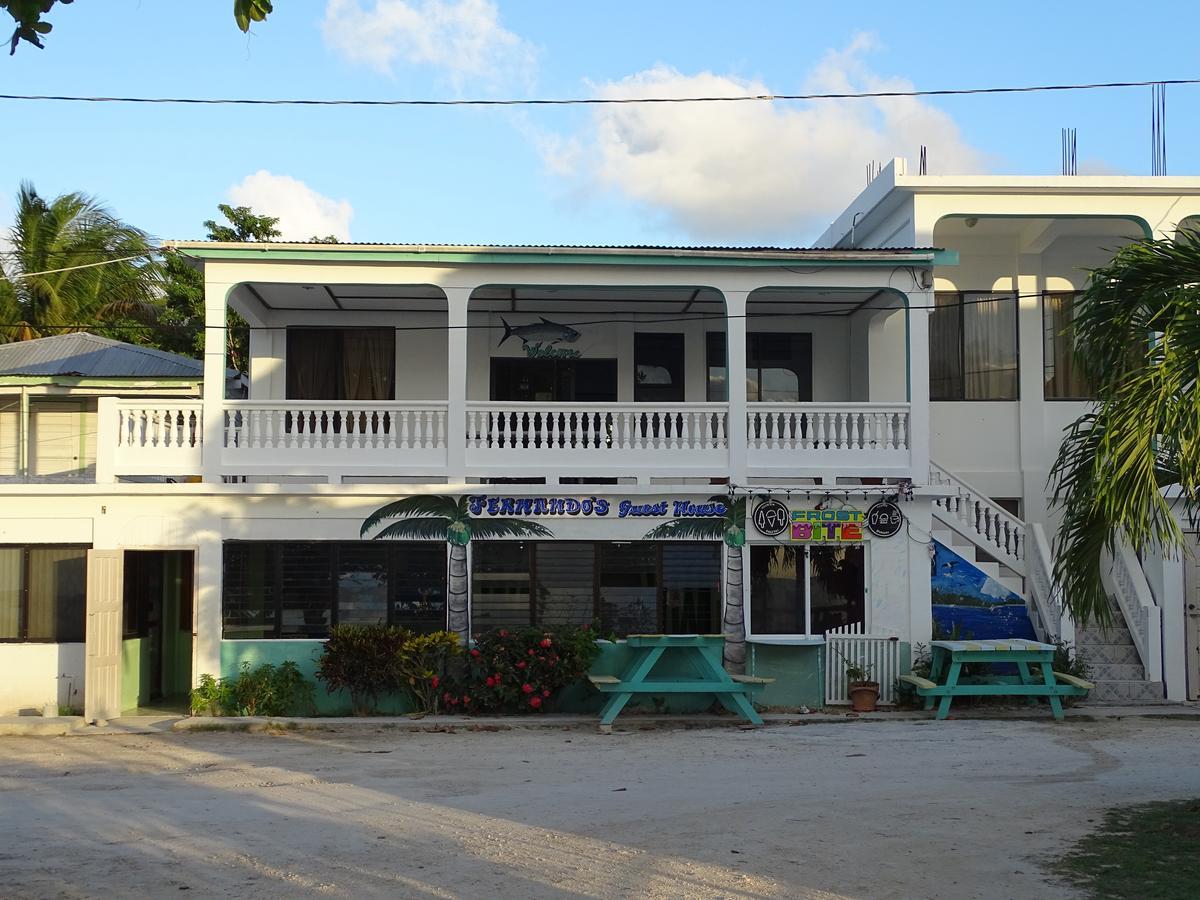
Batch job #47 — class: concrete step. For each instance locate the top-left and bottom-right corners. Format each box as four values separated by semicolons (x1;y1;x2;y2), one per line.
1087;680;1166;704
1088;662;1147;682
1076;626;1136;647
1078;642;1143;665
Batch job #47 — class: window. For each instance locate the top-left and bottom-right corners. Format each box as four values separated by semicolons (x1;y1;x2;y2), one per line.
705;332;813;402
286;328;396;401
634;333;685;403
930;292;1018;400
471;541;722;635
0;545;87;643
1043;292;1095;399
221;541;446;639
748;545;864;637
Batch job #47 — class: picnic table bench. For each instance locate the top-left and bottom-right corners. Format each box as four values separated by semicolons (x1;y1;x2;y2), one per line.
899;638;1094;721
588;634;774;726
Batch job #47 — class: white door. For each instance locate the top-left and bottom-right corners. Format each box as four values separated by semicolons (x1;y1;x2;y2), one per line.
1184;538;1200;701
30;401;87;477
84;550;124;724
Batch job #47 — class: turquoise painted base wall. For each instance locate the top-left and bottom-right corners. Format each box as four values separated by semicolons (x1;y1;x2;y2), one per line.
217;639;830;716
121;638;153;712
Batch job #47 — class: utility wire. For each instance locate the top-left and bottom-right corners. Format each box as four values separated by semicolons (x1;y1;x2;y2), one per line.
1;78;1198;108
0;251;161;280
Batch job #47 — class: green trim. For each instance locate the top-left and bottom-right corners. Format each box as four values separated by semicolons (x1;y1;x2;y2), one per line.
0;376;200;389
183;246;954;268
934;213;1153;240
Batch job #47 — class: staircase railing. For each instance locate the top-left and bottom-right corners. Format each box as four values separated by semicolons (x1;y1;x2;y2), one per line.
1100;537;1163;680
929;462;1025;575
1026;523;1065;643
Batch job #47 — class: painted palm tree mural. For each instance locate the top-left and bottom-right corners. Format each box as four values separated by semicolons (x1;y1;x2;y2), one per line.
361;495;552;643
643;495;747;672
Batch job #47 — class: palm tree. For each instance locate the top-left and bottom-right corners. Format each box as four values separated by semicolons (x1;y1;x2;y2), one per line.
361;495;553;643
643;495;747;672
0;182;160;342
1049;226;1200;626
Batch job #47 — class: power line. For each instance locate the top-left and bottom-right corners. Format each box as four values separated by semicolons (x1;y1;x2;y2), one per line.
0;251;160;280
1;78;1199;108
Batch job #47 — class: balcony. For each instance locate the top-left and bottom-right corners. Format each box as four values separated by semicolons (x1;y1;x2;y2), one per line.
98;398;914;484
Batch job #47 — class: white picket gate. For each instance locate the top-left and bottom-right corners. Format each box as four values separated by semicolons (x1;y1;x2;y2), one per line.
824;623;903;705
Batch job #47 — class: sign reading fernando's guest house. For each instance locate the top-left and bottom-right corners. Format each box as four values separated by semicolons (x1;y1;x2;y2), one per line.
468;495;726;519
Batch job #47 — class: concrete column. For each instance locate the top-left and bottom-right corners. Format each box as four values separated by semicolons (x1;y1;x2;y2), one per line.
18;386;29;479
906;500;935;646
905;287;931;485
724;290;749;485
1016;258;1048;523
192;526;223;686
201;281;232;484
444;287;472;482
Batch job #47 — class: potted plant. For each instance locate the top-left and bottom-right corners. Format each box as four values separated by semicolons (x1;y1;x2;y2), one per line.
845;660;880;712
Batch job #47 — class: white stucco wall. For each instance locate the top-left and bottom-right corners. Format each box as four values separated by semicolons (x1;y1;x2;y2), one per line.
0;643;84;715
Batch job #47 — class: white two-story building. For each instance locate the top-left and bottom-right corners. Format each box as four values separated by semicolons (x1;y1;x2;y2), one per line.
3;162;1199;719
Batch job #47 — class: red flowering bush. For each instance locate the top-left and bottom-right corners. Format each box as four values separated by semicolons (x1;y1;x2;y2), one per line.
443;624;600;714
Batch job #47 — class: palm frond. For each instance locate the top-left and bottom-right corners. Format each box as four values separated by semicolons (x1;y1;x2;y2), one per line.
370;519;449;541
643;517;725;540
1049;227;1200;625
361;495;462;537
470;518;554;539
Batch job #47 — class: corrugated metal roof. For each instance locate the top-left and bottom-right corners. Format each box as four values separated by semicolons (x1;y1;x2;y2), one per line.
167;240;941;254
0;333;202;378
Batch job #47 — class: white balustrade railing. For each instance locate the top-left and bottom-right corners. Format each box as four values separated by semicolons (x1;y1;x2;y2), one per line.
1101;537;1163;680
225;401;448;452
929;461;1025;574
465;402;728;452
1026;523;1064;643
98;398;205;479
824;623;903;705
748;403;910;453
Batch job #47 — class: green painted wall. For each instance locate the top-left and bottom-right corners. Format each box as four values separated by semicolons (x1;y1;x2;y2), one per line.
121;638;153;712
161;553;192;698
218;638;829;716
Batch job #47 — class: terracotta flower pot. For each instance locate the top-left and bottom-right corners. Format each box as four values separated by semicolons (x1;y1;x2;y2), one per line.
848;681;880;712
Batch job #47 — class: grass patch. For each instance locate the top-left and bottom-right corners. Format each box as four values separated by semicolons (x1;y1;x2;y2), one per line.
1058;799;1200;899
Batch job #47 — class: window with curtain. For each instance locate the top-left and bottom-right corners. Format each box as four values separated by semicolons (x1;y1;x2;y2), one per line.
286;328;395;401
0;545;87;643
929;292;1018;400
1043;292;1095;399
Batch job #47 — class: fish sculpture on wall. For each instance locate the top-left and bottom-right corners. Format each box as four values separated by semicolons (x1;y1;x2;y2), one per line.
498;317;581;347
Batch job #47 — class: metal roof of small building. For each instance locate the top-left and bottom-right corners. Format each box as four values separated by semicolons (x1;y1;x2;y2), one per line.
0;333;203;378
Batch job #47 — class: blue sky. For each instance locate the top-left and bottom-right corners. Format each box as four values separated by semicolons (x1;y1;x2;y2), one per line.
2;1;1199;247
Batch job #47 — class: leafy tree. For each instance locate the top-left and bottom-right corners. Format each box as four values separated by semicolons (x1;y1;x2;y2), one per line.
159;204;282;371
1049;228;1200;626
360;496;553;644
5;1;273;54
0;181;160;342
643;495;747;672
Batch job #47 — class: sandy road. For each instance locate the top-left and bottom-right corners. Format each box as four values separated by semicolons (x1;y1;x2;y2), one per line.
0;717;1198;899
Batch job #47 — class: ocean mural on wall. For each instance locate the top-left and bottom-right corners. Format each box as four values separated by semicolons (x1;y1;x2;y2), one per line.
931;540;1036;640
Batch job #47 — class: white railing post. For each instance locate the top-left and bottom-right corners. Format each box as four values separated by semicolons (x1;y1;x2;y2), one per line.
94;396;117;484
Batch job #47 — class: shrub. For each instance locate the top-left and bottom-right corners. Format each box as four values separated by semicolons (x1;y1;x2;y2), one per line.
316;624;410;715
445;624;601;714
315;624;461;715
190;662;315;717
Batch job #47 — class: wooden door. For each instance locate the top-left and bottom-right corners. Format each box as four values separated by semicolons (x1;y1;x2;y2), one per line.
1184;537;1200;700
84;550;124;724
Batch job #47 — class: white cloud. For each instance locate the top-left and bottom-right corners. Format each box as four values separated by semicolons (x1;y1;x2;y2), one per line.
541;35;986;242
322;0;535;88
227;171;354;241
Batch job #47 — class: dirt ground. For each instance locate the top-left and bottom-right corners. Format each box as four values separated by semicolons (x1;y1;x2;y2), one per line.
0;718;1198;899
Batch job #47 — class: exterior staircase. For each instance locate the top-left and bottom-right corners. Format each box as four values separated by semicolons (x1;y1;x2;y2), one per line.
928;462;1166;704
1074;604;1166;703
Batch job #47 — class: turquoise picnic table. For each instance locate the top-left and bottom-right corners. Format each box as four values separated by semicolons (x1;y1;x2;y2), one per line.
899;638;1093;721
588;634;772;727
